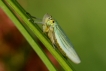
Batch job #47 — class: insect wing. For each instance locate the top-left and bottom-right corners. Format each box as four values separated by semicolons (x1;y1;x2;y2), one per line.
54;23;81;64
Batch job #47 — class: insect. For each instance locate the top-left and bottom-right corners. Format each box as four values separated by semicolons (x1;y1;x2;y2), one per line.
27;13;81;64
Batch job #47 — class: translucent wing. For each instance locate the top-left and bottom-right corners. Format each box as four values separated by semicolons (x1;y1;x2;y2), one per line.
54;23;81;64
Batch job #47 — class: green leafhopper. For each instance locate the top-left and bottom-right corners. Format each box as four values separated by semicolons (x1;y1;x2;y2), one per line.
27;13;81;64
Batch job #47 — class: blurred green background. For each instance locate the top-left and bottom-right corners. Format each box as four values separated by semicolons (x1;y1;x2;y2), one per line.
17;0;106;71
1;0;106;71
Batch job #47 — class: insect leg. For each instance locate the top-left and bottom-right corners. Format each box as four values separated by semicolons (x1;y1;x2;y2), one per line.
26;12;42;24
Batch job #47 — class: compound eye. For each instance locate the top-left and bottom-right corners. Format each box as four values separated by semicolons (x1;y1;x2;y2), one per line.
52;20;54;23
